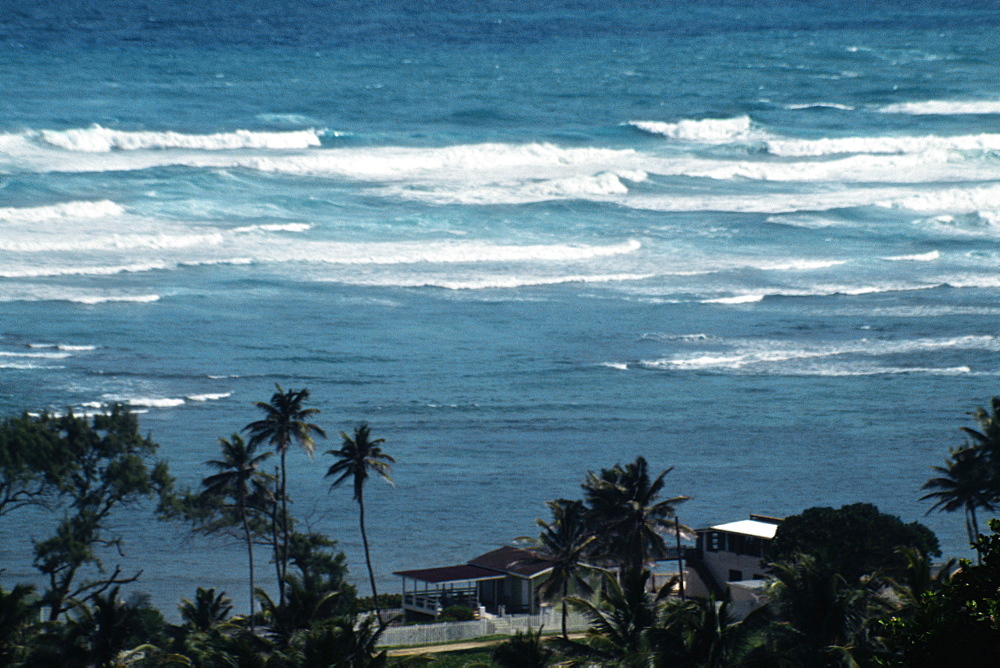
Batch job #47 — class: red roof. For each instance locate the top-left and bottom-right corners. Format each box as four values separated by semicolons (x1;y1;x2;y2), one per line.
393;564;506;584
468;546;553;578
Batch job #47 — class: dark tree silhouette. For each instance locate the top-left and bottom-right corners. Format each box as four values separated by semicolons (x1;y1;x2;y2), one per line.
325;423;395;624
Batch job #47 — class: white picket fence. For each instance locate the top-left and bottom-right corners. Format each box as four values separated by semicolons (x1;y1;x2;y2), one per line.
377;608;590;647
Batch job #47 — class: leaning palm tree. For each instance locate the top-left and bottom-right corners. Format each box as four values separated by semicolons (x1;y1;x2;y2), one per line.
582;456;690;571
325;423;395;624
243;385;325;606
921;444;996;550
519;498;598;639
961;396;1000;460
201;434;273;632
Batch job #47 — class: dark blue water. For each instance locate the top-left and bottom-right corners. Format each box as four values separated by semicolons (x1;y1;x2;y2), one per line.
2;0;999;616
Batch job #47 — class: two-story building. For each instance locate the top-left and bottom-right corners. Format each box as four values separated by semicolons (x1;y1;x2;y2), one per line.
685;513;782;610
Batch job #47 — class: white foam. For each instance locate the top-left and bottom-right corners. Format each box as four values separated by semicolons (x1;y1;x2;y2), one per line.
0;350;71;359
523;172;632;197
629;116;758;143
703;294;766;304
640;333;714;342
105;396;186;408
271;239;642;266
0;231;226;253
765;215;842;229
231;223;312;233
884;250;940;261
753;259;848;271
0;262;172;279
246;142;636;180
38;126;323;152
879;100;1000;115
700;281;942;303
880;184;1000;214
0;200;124;223
628;180;1000;215
185;392;233;402
0;362;58;370
688;151;991;184
69;294;161;305
766;132;1000;157
600;362;629;370
642;335;1000;374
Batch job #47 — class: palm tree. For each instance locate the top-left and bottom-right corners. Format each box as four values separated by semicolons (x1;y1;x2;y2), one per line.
201;434;272;632
293;615;389;667
0;584;38;664
243;385;325;606
179;587;233;632
921;444;996;549
492;627;554;668
582;456;690;571
654;595;767;667
325;423;395;624
519;498;598;639
565;567;672;665
765;553;890;666
66;586;144;668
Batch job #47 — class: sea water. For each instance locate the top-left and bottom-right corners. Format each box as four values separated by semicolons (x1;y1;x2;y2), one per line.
2;0;1000;614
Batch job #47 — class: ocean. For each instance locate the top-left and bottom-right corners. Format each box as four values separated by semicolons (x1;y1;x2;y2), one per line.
2;0;999;615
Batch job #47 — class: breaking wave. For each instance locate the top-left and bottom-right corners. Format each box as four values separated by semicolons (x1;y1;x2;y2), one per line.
0;200;124;223
37;126;323;152
878;100;1000;115
629;116;758;143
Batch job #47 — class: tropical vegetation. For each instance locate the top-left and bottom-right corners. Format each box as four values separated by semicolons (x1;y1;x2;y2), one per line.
0;394;998;665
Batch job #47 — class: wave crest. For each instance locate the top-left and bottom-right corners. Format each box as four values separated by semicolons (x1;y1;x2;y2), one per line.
0;200;124;223
37;125;323;152
629;116;756;143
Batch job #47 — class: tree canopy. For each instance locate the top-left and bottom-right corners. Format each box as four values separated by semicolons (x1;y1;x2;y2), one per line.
768;502;940;581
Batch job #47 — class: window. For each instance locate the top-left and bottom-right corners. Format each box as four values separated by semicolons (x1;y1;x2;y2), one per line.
708;532;721;552
729;569;742;582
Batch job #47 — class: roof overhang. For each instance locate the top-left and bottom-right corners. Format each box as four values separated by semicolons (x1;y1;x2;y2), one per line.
393;564;506;584
706;520;778;539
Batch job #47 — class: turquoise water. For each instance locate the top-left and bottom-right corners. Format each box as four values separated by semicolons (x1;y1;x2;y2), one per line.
2;0;1000;614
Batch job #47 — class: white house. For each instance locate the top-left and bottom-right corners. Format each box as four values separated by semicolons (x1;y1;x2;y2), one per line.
685;514;782;602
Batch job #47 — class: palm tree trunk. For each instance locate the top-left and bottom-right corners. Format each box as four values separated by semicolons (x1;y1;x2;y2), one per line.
968;504;982;563
358;490;383;625
241;500;256;634
279;449;289;607
271;466;283;607
561;579;569;640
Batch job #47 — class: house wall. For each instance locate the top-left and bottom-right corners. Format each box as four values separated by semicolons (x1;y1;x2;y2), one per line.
697;530;770;586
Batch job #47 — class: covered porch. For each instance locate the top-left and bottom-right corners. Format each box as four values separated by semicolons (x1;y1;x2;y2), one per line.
394;564;505;619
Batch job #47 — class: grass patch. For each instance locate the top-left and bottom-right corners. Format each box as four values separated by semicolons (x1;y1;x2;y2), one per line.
388;647;494;667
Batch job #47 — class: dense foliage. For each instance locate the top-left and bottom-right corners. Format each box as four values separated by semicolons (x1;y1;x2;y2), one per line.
768;502;940;581
0;395;998;665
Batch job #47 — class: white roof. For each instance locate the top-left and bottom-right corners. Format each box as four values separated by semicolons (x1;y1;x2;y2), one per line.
709;519;779;539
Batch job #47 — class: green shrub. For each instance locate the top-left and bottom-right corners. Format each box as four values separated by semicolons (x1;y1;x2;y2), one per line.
439;604;475;621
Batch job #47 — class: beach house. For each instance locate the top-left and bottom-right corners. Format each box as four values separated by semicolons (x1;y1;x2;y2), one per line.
394;546;554;620
684;513;782;613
